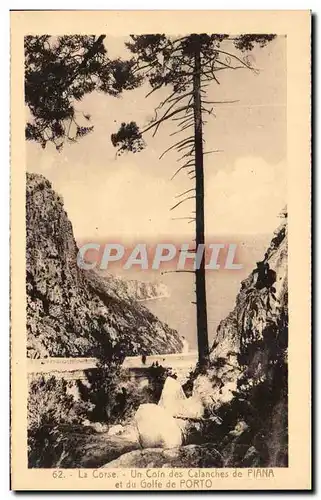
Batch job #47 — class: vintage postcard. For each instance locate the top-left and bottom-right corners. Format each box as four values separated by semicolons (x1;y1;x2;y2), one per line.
10;10;311;491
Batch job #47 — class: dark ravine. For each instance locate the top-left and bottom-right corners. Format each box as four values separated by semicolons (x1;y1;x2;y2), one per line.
26;173;183;359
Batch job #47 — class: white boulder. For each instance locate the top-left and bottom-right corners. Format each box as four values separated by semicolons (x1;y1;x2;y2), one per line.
134;403;183;449
159;376;204;419
158;377;186;412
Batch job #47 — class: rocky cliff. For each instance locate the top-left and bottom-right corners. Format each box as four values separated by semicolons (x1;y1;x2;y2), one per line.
26;173;183;359
194;216;287;405
99;274;169;303
192;215;288;466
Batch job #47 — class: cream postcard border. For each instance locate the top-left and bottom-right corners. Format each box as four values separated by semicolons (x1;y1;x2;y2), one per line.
10;10;311;490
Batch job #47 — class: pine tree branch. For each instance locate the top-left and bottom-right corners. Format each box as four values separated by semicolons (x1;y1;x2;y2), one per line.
202;100;239;105
151;94;194;137
214;59;246;71
200;48;254;73
171;216;196;220
172;114;194;123
203;149;223;155
140;105;191;136
172;115;194;126
131;61;154;75
177;148;195;162
161;270;195;275
170;196;195;211
170;160;195;180
170;122;194;137
215;49;256;71
175;188;195;199
176;140;195;153
167;90;194;104
159;137;194;160
155;84;193;114
146;83;164;98
170;164;190;180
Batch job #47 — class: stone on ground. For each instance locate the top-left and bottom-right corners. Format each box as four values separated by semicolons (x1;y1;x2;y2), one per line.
107;424;124;436
102;444;224;468
134;403;183;449
120;423;139;442
107;423;139;442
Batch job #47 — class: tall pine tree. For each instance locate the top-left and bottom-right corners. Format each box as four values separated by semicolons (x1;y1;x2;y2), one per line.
111;33;275;368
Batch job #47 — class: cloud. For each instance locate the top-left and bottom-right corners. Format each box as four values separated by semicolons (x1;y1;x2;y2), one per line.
205;157;286;235
60;162;187;239
49;156;286;240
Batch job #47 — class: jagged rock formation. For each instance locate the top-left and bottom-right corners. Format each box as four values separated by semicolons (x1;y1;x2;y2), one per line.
194;216;287;408
192;216;288;467
26;173;183;359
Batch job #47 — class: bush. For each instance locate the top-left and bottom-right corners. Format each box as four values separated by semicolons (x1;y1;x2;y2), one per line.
77;361;123;423
78;361;177;425
28;375;93;467
206;308;288;466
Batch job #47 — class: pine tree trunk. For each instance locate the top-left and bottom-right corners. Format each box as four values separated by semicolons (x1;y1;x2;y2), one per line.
193;42;210;369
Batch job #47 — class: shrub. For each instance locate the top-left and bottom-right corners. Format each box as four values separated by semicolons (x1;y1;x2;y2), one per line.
28;375;93;467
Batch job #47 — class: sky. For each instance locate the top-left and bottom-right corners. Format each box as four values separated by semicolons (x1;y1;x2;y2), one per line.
27;35;286;242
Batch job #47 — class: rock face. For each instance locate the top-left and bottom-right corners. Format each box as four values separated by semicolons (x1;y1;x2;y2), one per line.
134;404;183;449
103;444;223;468
26;173;183;358
191;216;288;467
194;217;288;410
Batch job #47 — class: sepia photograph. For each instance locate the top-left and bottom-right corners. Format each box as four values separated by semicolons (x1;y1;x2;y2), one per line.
10;10;311;491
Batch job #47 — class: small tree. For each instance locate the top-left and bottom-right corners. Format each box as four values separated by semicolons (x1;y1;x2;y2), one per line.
110;34;275;368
